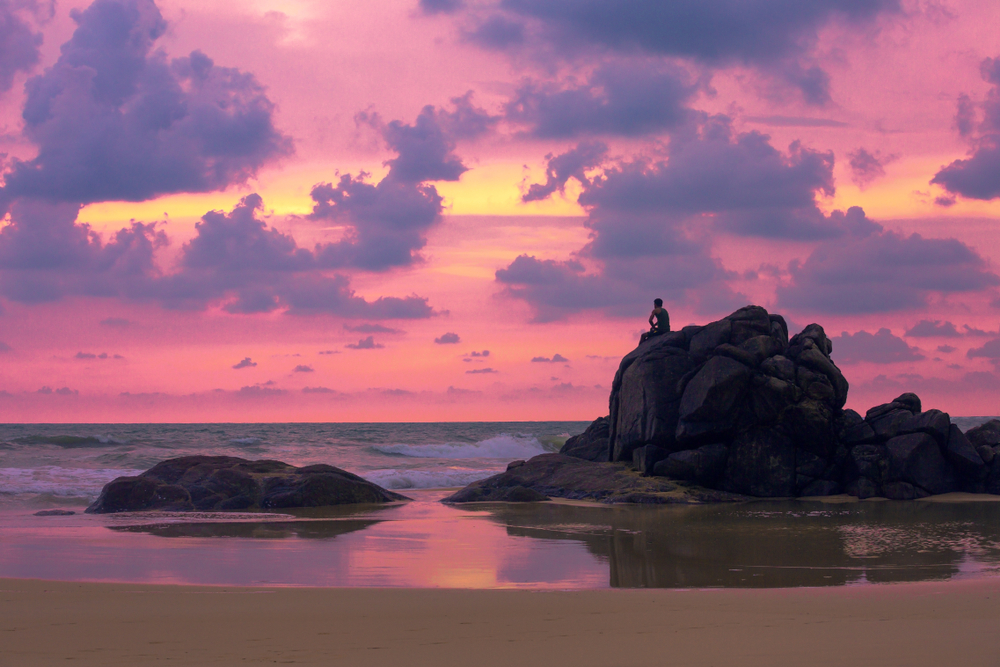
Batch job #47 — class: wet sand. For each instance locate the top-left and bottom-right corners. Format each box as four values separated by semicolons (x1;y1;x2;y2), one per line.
3;577;999;666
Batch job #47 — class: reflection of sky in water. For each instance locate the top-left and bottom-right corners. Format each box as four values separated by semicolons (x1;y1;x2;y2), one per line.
3;493;1000;589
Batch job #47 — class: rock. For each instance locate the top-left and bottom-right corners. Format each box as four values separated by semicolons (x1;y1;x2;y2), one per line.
721;427;795;497
442;453;746;504
892;392;922;414
739;335;784;365
86;456;408;513
506;460;526;471
965;420;1000;449
689;319;731;357
846;476;880;499
882;481;930;500
868;408;913;441
633;444;668;476
943;424;986;484
794;346;848;408
34;509;76;516
675;355;751;444
760;355;796;382
847;445;889;486
899;409;951;445
800;479;841;497
795;451;827;478
560;416;610;462
715;343;759;368
839;409;876;446
495;486;549;502
977;445;995;465
652;444;728;485
884;433;956;495
783;399;836;459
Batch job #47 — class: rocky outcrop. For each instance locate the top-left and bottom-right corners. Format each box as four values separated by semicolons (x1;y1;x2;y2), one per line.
86;456;409;513
559;416;610;462
442;454;746;504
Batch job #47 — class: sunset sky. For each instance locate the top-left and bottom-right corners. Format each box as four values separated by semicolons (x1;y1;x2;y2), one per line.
3;0;1000;422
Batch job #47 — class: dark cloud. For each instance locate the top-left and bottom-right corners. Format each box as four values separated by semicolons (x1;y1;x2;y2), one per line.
38;386;78;395
1;0;291;209
293;365;314;373
932;57;1000;200
318;350;340;355
99;317;130;328
967;339;1000;360
531;353;569;363
465;367;498;374
467;350;489;357
232;357;256;369
830;329;924;364
777;219;1000;314
522;141;606;202
466;0;901;104
344;323;404;334
506;62;698;139
744;115;848;128
905;320;962;337
0;0;44;95
302;386;337;394
848;147;898;189
308;99;490;272
937;344;957;353
237;385;287;398
75;351;115;359
434;332;461;344
419;0;463;15
346;336;384;349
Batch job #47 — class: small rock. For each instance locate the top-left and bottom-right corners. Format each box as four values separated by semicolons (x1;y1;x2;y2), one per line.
633;444;669;476
34;509;75;516
506;460;526;471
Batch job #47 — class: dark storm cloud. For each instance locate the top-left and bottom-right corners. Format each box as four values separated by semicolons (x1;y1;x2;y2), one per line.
308;99;489;271
847;147;898;189
0;0;291;210
932;57;1000;200
465;0;901;104
777;220;1000;314
830;329;924;364
0;0;43;95
506;62;699;139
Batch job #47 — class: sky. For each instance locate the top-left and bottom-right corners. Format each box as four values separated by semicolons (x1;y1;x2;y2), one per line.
3;0;1000;422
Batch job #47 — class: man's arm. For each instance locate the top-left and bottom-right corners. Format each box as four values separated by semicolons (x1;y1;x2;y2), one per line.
648;310;656;327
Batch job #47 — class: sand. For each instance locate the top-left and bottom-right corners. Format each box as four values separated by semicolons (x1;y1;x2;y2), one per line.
2;577;999;666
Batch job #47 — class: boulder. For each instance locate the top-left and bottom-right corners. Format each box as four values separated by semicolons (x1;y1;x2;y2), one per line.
86;456;408;513
965;420;1000;449
721;427;795;497
675;355;751;444
899;409;951;445
884;433;956;495
652;444;728;486
943;424;986;486
560;416;610;462
633;444;669;476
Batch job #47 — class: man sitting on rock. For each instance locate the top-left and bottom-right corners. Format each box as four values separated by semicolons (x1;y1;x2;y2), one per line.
640;298;670;342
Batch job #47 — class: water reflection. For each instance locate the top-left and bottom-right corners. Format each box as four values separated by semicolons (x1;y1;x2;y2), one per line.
483;500;1000;588
111;518;381;540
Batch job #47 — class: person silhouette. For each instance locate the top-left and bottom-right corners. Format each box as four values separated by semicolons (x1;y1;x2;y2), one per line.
640;298;669;343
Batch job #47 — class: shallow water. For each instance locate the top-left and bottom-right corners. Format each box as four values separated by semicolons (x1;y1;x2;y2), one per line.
3;491;1000;589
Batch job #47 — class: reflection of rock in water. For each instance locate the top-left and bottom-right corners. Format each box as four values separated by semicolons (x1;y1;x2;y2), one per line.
111;518;381;539
485;501;1000;588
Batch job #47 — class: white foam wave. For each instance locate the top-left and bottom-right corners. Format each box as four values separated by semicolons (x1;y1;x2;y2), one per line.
373;434;550;460
228;437;263;446
0;466;143;497
364;468;498;490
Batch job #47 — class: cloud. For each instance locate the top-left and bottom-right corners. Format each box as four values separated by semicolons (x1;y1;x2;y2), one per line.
937;345;957;353
292;365;314;373
346;336;384;349
0;341;11;352
344;323;404;334
318;350;340;355
905;320;962;337
302;386;337;394
777;219;1000;314
932;56;1000;200
434;332;461;344
506;61;699;139
830;329;924;364
0;0;292;209
99;317;130;328
463;0;902;104
237;384;287;398
419;0;463;15
967;339;1000;360
75;351;118;359
522;141;606;202
531;353;569;363
232;357;257;369
467;350;489;357
0;0;43;95
307;98;491;271
466;367;498;374
37;386;78;395
848;148;898;189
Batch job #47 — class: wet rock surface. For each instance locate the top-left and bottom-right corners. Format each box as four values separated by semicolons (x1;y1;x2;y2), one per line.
559;416;610;462
86;455;409;513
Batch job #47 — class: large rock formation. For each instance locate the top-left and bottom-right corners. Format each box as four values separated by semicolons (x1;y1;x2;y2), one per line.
86;456;409;513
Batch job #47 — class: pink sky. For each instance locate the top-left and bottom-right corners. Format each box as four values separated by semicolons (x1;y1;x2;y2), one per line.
3;0;1000;421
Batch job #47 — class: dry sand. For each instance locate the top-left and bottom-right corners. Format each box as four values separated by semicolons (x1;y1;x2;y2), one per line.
2;577;999;666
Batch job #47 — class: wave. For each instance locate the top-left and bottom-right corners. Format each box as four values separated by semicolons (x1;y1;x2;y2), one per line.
363;468;498;490
372;433;553;460
13;434;129;448
0;466;143;497
228;437;264;446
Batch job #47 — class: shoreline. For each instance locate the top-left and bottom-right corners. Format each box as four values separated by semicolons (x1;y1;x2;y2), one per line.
3;576;999;666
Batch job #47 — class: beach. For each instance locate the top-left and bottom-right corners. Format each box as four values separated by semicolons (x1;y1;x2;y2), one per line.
4;577;999;666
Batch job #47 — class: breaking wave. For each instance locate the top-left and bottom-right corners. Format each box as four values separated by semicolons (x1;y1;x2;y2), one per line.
372;434;553;460
364;468;498;490
13;434;129;448
0;466;143;497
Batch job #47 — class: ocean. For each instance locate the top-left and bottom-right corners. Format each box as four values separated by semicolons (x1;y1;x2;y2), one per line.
0;421;588;506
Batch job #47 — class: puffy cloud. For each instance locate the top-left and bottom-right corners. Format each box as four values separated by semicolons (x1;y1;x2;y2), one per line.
937;345;957;353
308;99;490;271
466;367;498;374
346;336;384;349
506;62;699;139
302;386;337;394
232;357;256;369
905;320;962;337
932;57;1000;200
967;339;1000;360
434;332;461;344
777;220;1000;314
292;365;314;373
464;0;901;104
522;141;606;202
1;0;291;209
531;353;569;363
37;386;78;395
0;0;43;95
848;147;898;189
420;0;463;15
830;329;924;364
466;350;489;357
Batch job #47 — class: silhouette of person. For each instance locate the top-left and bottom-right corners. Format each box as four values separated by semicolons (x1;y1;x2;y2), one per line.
640;298;670;343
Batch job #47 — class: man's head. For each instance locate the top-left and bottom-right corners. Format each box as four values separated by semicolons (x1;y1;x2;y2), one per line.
654;298;663;307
